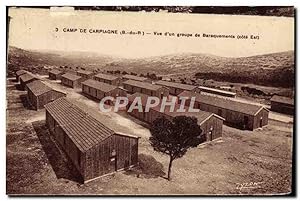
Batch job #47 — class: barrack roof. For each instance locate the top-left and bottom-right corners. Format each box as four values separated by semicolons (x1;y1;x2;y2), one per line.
49;69;63;75
16;70;27;76
198;86;236;96
94;73;119;81
123;80;162;91
151;101;223;125
61;73;82;81
156;80;197;91
26;80;53;96
77;70;93;75
122;74;148;82
128;92;224;125
270;95;294;106
44;97;115;152
19;73;37;83
82;79;117;92
179;91;267;116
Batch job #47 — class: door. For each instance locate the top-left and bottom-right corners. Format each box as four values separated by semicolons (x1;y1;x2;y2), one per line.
260;117;263;127
244;116;249;130
209;126;214;141
109;149;117;172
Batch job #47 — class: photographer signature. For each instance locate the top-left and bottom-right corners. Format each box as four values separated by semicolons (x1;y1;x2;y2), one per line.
236;181;264;190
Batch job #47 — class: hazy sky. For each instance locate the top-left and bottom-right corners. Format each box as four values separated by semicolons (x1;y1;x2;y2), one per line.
8;8;294;58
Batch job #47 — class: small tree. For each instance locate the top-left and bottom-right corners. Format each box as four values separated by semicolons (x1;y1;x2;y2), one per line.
149;116;202;181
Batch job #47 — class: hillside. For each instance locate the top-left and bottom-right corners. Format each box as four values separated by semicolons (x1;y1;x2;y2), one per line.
7;46;294;88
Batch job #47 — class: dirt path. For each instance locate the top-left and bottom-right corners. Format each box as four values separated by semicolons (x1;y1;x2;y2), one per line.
269;112;293;123
41;76;150;138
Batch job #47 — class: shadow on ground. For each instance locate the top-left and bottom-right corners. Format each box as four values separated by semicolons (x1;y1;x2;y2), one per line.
12;78;18;83
15;84;25;91
124;153;165;179
19;94;35;110
32;120;83;183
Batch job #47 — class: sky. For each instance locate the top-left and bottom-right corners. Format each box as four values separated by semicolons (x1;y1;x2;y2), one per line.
8;8;294;58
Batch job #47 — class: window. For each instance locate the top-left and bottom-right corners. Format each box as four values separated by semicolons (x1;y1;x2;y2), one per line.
111;149;116;157
244;116;249;124
260;117;263;127
244;116;249;129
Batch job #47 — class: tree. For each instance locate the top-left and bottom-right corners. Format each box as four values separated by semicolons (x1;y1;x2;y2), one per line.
149;116;203;181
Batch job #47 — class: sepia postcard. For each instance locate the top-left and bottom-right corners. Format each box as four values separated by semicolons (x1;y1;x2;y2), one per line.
6;6;295;196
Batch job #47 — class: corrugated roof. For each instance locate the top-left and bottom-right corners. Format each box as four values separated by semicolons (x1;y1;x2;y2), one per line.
271;95;294;106
123;79;162;91
26;80;53;96
44;97;115;152
179;91;265;116
198;86;236;96
49;69;63;75
77;70;93;75
19;73;37;83
61;73;82;81
122;74;148;82
82;79;117;92
16;70;27;76
156;80;197;91
94;73;119;81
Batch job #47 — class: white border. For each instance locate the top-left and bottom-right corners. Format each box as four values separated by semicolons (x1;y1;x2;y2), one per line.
1;1;298;200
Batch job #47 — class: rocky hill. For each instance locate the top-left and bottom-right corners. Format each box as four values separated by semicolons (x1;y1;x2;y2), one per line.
7;46;294;88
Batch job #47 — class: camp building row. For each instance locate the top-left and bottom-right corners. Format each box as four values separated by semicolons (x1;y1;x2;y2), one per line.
49;69;64;80
179;91;269;130
61;73;83;88
19;73;39;90
76;70;94;80
44;97;139;183
15;70;28;82
94;73;121;86
82;79;126;103
123;80;169;98
26;80;66;110
127;93;224;143
196;86;236;98
270;95;294;115
155;80;197;96
59;70;95;89
122;74;150;83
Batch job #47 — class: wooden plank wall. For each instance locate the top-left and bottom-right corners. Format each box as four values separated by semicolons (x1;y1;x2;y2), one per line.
82;134;138;182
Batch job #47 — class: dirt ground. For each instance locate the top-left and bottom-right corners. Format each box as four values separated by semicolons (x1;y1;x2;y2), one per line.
6;77;293;195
